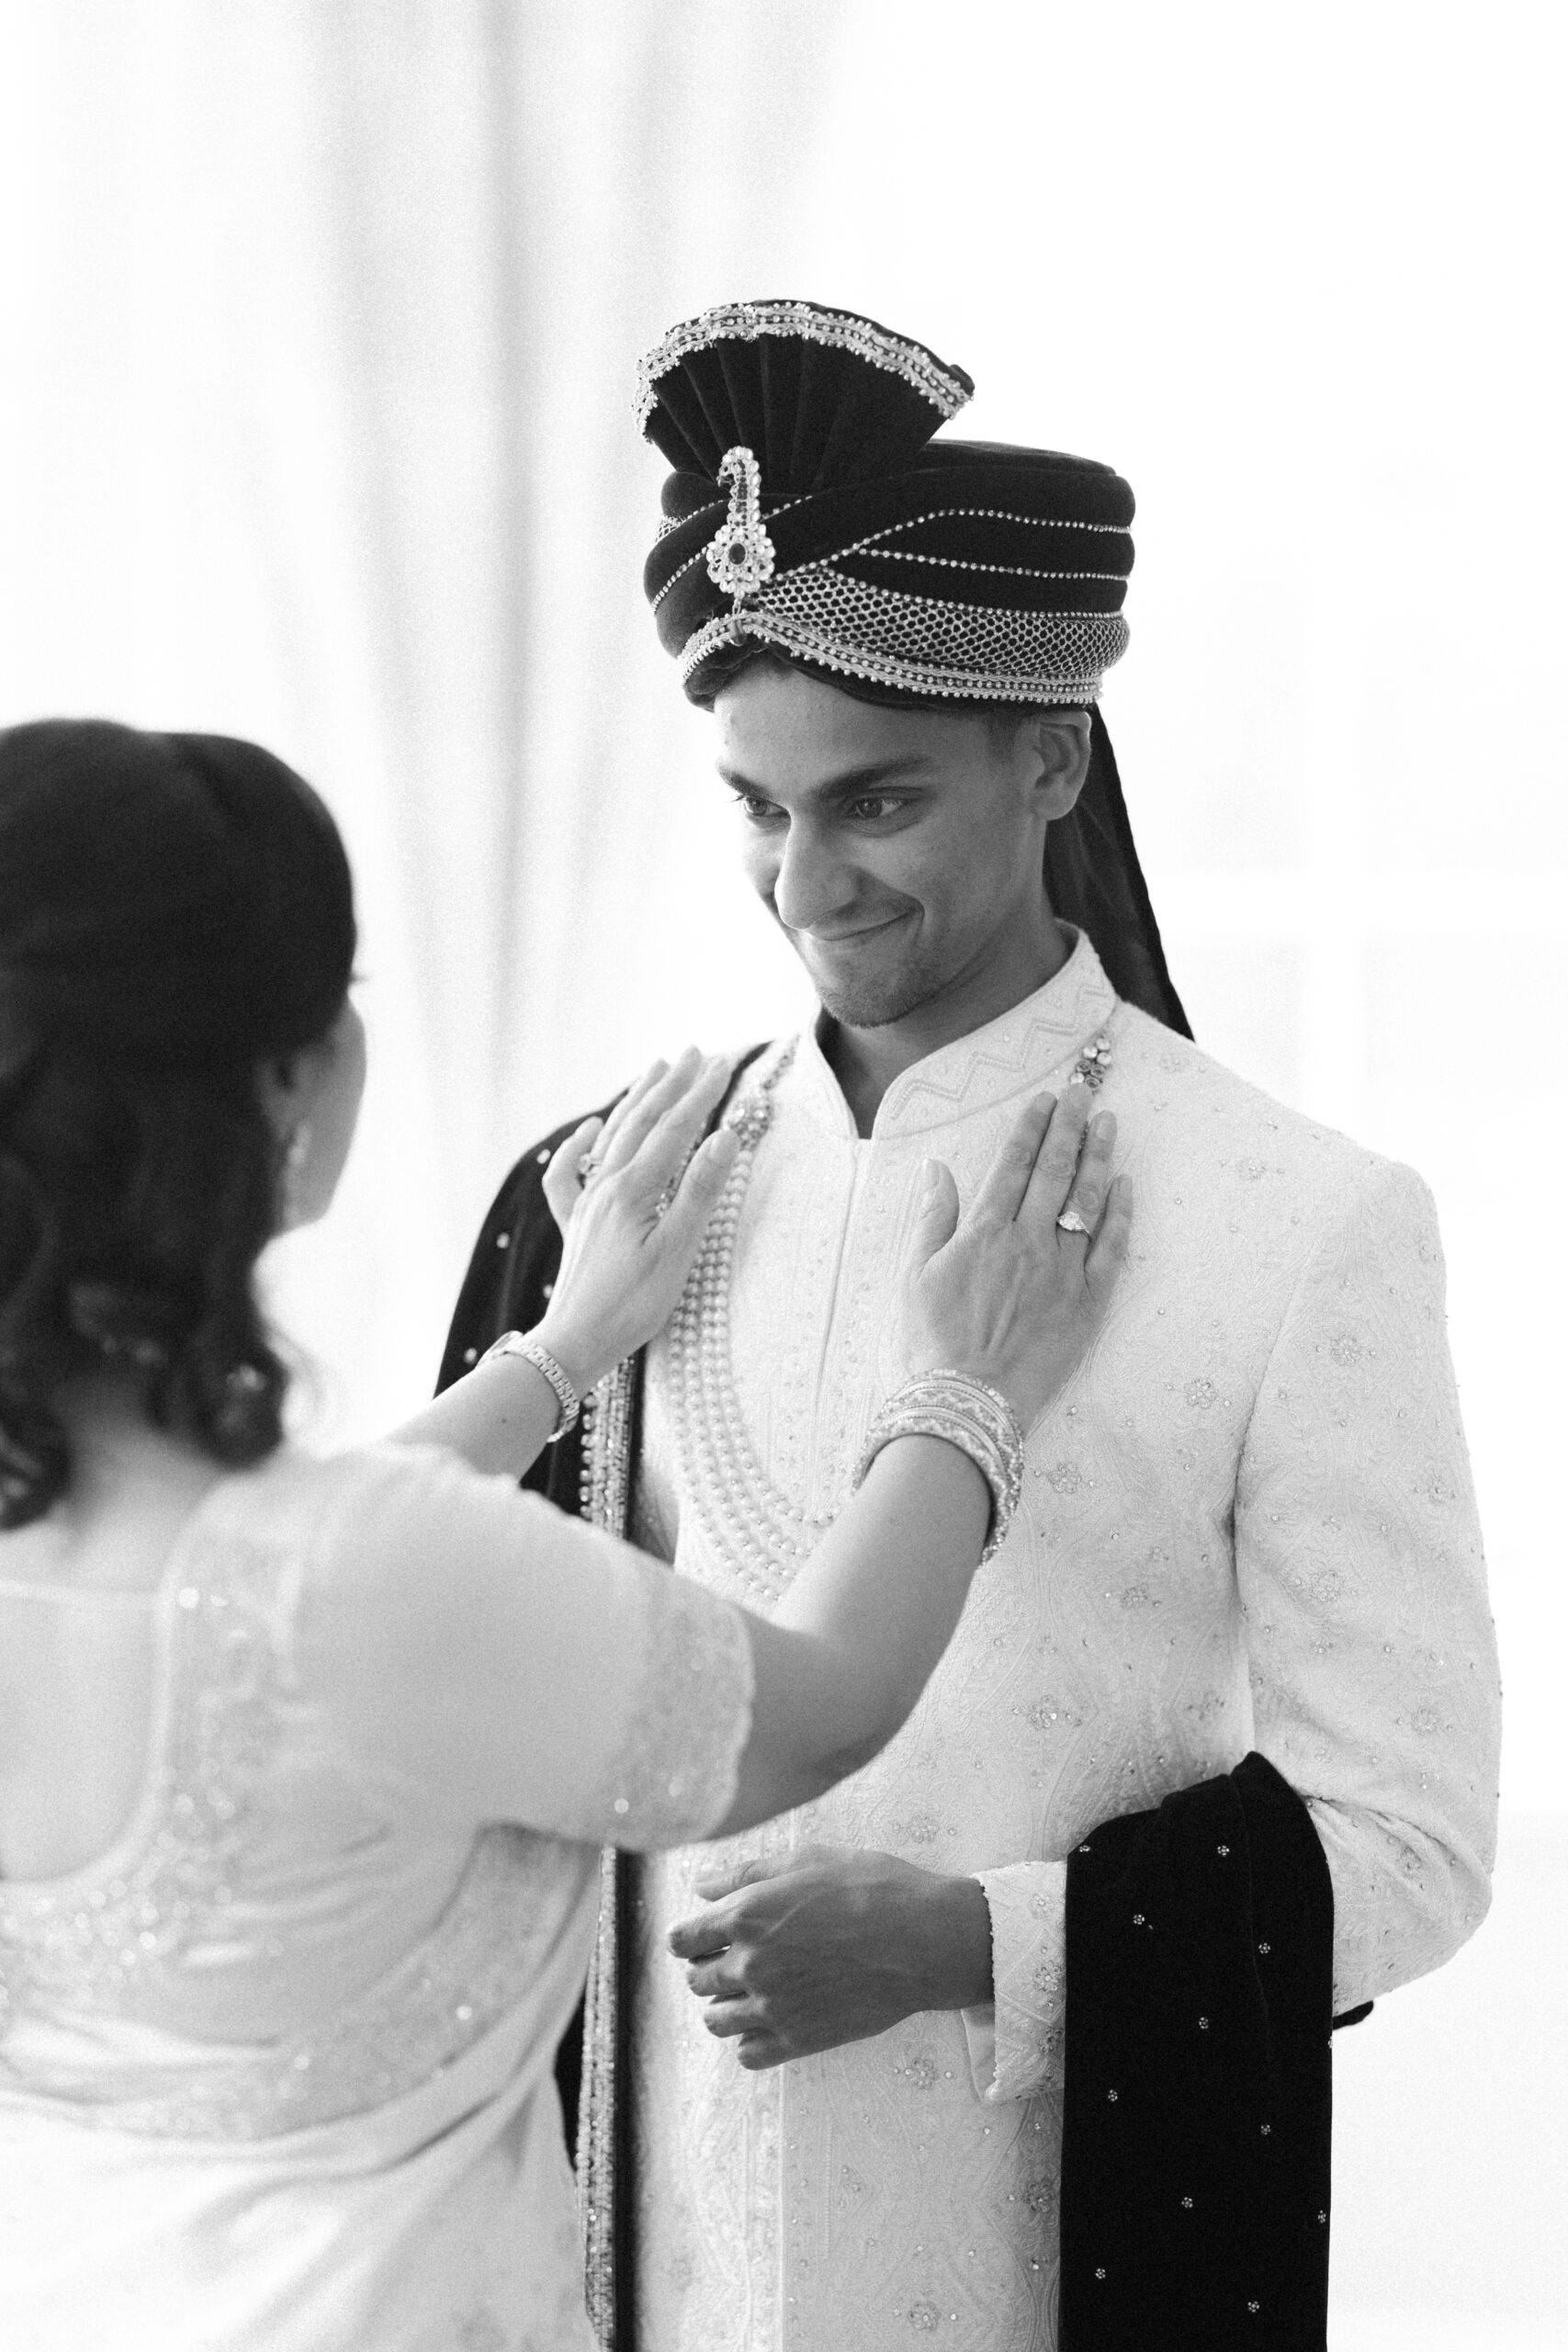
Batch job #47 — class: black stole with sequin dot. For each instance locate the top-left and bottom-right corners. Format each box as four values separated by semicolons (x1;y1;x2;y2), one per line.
1059;1750;1365;2351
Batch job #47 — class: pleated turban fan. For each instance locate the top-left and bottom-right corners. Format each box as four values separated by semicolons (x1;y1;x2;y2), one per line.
637;299;1190;1035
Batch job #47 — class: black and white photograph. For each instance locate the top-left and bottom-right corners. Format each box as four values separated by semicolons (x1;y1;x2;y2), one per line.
0;5;1562;2346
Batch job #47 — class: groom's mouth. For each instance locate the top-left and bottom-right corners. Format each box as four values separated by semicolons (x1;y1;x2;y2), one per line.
795;910;914;956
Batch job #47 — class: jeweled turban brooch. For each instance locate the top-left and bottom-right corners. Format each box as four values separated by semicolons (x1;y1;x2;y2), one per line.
705;448;776;604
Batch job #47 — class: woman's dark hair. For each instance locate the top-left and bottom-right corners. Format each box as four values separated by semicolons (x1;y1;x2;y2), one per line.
0;719;356;1529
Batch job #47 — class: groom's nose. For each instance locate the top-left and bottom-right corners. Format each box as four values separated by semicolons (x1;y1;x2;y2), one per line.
768;818;862;937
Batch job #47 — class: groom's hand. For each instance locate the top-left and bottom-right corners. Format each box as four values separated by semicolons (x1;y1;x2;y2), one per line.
668;1845;993;2072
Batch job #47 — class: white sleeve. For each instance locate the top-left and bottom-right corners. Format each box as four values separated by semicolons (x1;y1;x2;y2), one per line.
296;1443;754;1851
959;1860;1067;2104
1235;1158;1501;2010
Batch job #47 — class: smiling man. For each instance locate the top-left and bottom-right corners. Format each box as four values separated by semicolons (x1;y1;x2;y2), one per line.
442;302;1499;2352
719;674;1094;1134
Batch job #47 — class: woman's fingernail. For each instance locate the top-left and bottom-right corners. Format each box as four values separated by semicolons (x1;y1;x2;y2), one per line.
1092;1111;1116;1141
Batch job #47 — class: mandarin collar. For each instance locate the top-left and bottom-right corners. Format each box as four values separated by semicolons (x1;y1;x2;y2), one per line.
787;928;1119;1141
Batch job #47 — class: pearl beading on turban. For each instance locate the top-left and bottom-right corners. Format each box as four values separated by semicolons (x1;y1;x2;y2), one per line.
634;299;973;431
679;572;1130;707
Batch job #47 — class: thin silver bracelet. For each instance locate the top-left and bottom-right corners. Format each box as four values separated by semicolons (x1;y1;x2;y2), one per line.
852;1369;1026;1564
479;1330;581;1442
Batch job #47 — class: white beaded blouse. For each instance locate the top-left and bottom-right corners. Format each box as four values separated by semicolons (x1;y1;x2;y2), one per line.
0;1442;754;2351
630;927;1501;2352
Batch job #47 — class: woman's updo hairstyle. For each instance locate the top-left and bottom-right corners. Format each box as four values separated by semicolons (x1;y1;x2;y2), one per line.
0;719;356;1528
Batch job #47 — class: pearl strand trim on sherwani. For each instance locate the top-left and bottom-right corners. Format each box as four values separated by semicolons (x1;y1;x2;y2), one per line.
666;1025;1111;1604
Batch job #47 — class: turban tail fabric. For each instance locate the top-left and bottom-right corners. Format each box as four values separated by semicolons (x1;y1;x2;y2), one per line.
637;299;1190;1036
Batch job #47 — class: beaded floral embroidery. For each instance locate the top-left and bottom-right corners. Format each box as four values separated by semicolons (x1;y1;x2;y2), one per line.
0;1533;287;2038
576;1317;753;2338
586;1574;753;1849
629;1002;1498;2352
87;1827;570;2140
580;1357;637;1535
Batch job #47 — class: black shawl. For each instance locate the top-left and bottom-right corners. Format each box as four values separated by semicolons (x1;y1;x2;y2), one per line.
1060;1752;1366;2348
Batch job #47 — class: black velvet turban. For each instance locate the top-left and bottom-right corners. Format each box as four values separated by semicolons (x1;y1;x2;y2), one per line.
639;298;1134;707
637;299;1190;1035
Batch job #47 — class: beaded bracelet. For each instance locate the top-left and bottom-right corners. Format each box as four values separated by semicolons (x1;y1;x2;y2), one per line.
479;1330;581;1442
852;1370;1026;1565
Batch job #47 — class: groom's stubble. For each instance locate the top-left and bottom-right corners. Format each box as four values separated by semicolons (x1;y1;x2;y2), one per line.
712;658;1088;1075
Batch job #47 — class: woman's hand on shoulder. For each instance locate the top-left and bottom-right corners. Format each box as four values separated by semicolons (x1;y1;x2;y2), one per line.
897;1087;1131;1430
534;1049;740;1393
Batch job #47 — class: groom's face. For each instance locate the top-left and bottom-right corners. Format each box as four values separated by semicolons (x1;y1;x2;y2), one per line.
714;661;1055;1031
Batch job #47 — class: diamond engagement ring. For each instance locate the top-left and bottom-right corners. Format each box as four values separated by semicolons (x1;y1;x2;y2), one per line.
578;1151;604;1184
1055;1205;1092;1235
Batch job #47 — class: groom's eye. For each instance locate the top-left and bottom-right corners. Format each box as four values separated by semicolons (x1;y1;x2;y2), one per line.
731;792;784;826
845;795;908;822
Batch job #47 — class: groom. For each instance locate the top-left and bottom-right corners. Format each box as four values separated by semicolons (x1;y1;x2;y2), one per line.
442;302;1500;2351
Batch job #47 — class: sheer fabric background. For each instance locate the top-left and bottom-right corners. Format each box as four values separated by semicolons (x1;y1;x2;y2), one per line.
0;3;1562;2342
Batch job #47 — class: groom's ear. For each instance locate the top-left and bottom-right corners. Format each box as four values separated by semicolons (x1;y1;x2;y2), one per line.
1023;707;1093;824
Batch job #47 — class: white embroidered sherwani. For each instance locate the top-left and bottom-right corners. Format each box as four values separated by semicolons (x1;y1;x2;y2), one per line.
630;930;1500;2352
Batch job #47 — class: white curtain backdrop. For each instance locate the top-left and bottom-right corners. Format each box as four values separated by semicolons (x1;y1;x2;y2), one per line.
0;0;831;1440
0;3;1562;2339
